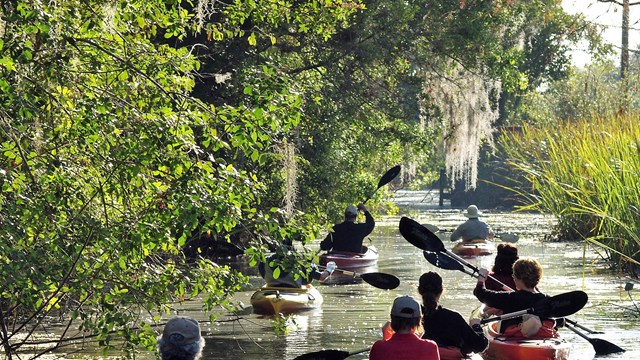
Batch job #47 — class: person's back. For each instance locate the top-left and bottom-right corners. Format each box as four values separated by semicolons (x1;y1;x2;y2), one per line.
418;272;487;356
450;205;494;243
370;295;439;360
320;203;374;253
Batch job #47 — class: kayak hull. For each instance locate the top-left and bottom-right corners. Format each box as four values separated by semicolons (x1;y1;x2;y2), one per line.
482;322;570;360
250;284;323;315
319;246;379;285
451;240;495;257
319;245;379;268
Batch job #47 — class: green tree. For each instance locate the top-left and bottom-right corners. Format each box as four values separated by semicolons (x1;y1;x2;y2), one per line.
0;0;360;357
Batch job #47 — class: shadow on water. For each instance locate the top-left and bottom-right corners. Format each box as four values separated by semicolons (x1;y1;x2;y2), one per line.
50;190;640;359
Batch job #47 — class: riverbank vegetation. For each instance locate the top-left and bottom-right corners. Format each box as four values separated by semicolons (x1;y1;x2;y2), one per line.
0;0;606;358
500;65;640;271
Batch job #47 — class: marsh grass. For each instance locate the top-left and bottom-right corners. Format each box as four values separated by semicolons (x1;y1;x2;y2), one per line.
501;114;640;269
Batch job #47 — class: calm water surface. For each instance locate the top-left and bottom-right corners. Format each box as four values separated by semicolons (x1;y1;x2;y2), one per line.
167;191;640;360
49;191;639;359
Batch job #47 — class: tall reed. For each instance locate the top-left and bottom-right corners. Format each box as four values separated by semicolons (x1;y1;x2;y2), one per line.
501;114;640;268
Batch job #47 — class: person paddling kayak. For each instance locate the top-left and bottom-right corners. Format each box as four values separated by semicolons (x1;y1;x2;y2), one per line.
474;257;558;338
320;203;375;253
450;205;494;243
370;295;440;360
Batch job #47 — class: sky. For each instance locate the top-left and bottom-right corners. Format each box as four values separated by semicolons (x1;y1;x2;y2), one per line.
563;0;640;67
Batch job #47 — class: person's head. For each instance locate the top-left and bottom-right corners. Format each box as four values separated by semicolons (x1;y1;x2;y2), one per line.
157;316;205;360
389;295;423;334
417;272;443;315
512;257;543;290
492;243;519;275
463;205;480;219
344;205;358;221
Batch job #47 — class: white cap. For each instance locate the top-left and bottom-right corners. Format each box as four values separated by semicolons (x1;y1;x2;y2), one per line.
345;205;358;216
390;295;422;318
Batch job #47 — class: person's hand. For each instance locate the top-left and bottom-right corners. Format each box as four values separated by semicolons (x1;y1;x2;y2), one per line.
469;318;482;327
476;268;488;284
357;203;367;212
326;261;337;274
478;268;489;279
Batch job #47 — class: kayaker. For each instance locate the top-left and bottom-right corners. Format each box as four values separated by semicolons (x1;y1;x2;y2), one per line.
417;271;488;356
259;252;336;288
157;316;205;360
474;257;558;338
485;243;518;291
450;205;494;243
370;295;440;360
319;203;375;253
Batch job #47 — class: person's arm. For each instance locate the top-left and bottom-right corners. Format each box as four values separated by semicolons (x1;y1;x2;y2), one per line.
459;315;489;354
319;232;333;251
485;222;495;240
473;269;512;309
358;203;375;234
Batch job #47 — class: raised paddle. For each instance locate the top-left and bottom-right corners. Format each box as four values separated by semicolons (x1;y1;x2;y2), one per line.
317;265;400;290
423;251;478;278
363;165;401;204
424;223;519;243
293;348;369;360
405;218;626;355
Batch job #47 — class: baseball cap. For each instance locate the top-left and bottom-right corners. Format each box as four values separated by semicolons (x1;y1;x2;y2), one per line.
162;316;201;345
390;295;422;318
345;205;358;216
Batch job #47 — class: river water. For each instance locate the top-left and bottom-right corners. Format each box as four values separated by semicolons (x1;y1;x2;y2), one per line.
54;190;640;359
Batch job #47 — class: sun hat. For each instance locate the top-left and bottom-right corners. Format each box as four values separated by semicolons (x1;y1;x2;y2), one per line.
390;295;422;318
162;316;201;345
345;205;358;216
463;205;481;218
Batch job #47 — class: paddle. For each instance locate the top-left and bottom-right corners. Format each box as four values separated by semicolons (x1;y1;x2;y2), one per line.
363;165;401;204
293;348;369;360
424;223;519;243
564;323;625;355
405;218;626;355
317;265;400;290
423;251;478;279
479;290;588;324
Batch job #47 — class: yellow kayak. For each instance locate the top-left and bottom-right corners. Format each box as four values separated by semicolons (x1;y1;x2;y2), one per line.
250;284;323;315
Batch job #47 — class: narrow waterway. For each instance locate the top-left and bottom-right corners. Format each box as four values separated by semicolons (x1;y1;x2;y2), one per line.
41;190;639;359
163;190;639;360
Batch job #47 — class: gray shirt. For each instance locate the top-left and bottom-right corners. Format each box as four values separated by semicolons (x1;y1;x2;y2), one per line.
450;218;494;242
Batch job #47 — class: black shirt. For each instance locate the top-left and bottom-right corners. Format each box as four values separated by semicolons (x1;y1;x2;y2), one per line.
422;306;488;355
320;211;375;253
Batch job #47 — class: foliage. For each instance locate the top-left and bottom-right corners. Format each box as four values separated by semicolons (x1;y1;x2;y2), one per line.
500;115;640;270
512;62;640;124
0;0;360;357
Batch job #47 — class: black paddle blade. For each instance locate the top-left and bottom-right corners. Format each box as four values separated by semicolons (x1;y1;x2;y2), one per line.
589;337;625;355
294;350;350;360
399;217;444;252
534;290;588;318
423;251;464;271
377;165;401;188
360;272;400;290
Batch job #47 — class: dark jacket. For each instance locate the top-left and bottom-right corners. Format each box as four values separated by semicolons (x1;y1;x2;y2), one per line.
422;306;488;355
474;283;548;333
320;211;374;253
